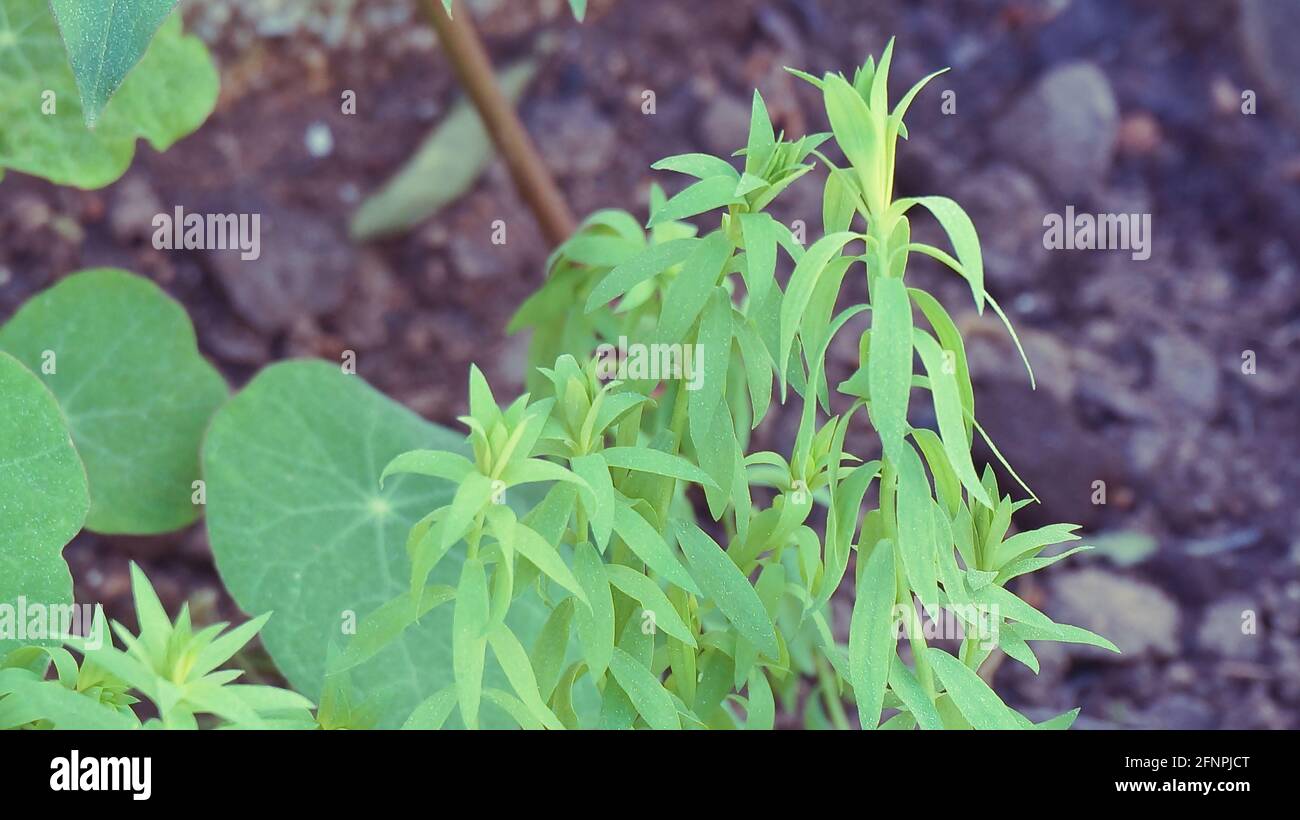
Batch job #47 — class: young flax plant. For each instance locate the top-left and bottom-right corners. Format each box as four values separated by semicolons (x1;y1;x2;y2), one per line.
355;41;1117;730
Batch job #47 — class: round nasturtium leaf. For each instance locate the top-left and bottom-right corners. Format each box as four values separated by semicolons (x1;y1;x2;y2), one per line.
0;3;218;189
0;269;228;535
202;361;548;727
0;352;89;659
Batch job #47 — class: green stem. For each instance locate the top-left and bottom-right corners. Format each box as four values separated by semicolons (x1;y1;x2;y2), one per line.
815;654;852;730
895;558;935;699
466;511;485;561
650;380;692;529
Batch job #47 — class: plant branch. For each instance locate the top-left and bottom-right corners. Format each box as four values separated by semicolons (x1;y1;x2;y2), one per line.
422;0;578;246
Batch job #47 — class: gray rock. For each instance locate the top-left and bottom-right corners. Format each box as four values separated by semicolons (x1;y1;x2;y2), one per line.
698;93;751;158
994;61;1119;198
1220;687;1292;730
1147;332;1221;417
443;179;545;283
1048;568;1180;659
109;175;164;244
209;207;356;332
531;98;617;178
1265;581;1300;636
201;317;270;366
1001;638;1069;706
336;251;404;349
1133;694;1216;730
953;164;1051;288
1241;0;1300;127
207;207;353;333
1198;597;1262;660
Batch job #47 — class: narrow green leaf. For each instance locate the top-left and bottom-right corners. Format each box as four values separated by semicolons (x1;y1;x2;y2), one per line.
647;176;739;227
572;542;614;680
989;523;1081;569
733;315;774;429
611;502;699;594
530;598;574;702
970;584;1119;654
896;442;940;614
511;519;588;604
868;274;913;464
380;450;475;486
910;243;1035;389
607;647;679;729
925;647;1018;729
931;500;971;608
899;197;984;314
452;558;490;729
689;286;734;452
998;626;1040;674
745;90;777;174
605;566;697;647
739;212;778;308
779;231;859;392
674;521;779;658
1005;620;1121;655
487;623;563;729
571;454;615;551
995;545;1093;585
914;332;990;508
600;446;719;488
655;232;733;344
652;153;739;180
441;472;493;551
909;288;974;438
481;688;543;729
888;655;943;730
823;73;881;212
744;669;775;730
822;163;860;234
401;686;457;729
848;539;897;728
1034;707;1081;730
585;238;696;313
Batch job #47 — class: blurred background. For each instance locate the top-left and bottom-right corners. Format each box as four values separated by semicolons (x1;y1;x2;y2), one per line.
2;0;1297;728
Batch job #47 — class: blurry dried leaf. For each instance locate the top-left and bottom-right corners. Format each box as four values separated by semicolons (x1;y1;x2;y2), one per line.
350;61;537;241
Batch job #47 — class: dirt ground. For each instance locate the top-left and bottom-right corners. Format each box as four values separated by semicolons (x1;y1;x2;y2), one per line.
2;0;1297;728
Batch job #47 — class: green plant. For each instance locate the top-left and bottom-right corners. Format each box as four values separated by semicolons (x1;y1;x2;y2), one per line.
342;40;1118;729
0;564;316;729
0;9;1114;729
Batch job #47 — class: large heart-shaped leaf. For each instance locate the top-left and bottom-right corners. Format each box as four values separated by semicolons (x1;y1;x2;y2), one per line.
0;353;89;659
202;361;549;727
0;3;217;188
0;269;228;535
